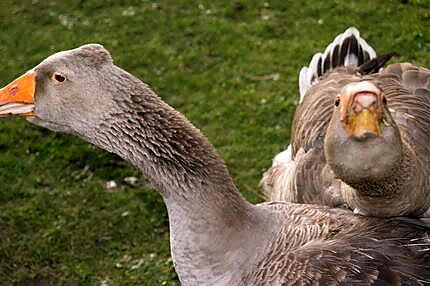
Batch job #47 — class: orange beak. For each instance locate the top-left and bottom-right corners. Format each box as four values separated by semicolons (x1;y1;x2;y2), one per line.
0;70;36;117
346;107;381;138
339;82;383;139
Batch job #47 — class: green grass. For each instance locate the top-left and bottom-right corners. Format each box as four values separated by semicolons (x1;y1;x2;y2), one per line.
0;0;429;285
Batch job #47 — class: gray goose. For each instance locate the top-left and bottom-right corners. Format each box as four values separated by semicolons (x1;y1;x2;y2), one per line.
261;27;430;217
2;44;430;285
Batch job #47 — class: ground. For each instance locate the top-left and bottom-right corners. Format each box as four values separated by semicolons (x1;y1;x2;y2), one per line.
0;0;429;285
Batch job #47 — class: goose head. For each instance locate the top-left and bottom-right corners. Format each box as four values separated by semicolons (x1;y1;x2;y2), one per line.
0;44;118;138
324;81;403;188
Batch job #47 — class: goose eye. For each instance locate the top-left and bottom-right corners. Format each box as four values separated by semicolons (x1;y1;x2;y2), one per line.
382;96;387;105
52;72;66;83
335;97;340;107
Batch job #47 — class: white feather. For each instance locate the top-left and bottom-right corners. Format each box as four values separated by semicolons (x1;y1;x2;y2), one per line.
298;27;377;101
273;145;292;165
261;145;297;201
299;67;310;103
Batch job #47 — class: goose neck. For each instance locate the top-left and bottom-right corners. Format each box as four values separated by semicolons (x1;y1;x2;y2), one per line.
85;69;268;284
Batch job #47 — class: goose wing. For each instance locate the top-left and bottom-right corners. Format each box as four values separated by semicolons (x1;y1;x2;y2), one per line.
375;63;430;215
247;204;430;285
261;142;344;206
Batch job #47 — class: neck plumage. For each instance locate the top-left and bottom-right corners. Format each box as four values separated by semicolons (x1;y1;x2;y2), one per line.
343;144;428;217
86;69;268;285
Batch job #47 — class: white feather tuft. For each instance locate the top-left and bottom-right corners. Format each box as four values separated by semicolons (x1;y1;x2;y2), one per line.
298;27;377;102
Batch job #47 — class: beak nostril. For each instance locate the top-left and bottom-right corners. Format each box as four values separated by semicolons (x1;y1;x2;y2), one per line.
354;104;363;113
8;85;18;96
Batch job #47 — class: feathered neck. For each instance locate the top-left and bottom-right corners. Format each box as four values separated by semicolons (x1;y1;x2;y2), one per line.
83;66;270;285
341;143;429;217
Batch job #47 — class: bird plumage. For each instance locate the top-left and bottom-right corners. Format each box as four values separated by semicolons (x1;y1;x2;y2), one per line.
262;27;430;217
2;43;430;285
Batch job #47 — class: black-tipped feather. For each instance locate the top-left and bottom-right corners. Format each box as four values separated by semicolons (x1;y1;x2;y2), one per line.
317;57;322;78
359;52;397;75
350;36;359;62
299;27;376;101
323;52;331;74
332;45;340;68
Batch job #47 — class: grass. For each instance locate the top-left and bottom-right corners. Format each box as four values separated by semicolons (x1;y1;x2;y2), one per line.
0;0;429;285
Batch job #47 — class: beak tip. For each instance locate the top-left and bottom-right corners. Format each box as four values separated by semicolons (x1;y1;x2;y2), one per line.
0;71;36;117
351;130;379;141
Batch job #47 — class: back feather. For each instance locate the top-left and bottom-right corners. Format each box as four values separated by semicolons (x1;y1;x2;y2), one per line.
299;27;377;101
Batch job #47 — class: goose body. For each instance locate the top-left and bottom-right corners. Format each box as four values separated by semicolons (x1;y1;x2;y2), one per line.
2;44;430;285
261;27;430;217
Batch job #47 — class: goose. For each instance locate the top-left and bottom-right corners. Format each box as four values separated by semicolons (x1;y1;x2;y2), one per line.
261;27;430;218
2;44;430;285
